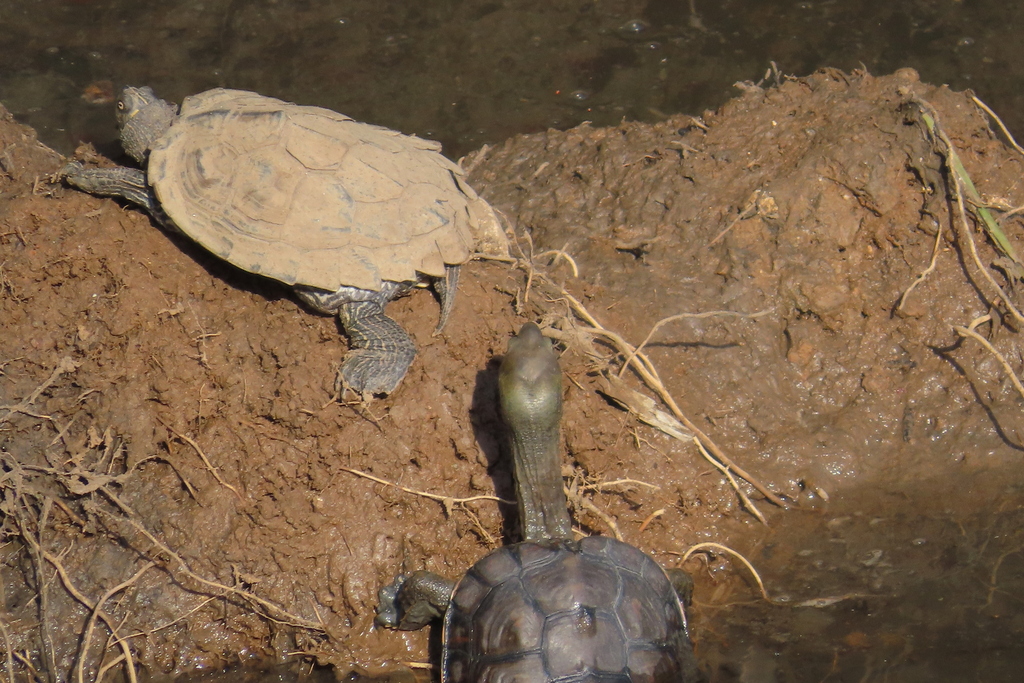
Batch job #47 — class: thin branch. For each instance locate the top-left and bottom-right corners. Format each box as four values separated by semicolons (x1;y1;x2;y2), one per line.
536;273;787;512
90;493;322;631
954;319;1024;401
0;357;80;425
679;541;872;608
682;541;772;602
618;308;772;378
76;562;154;683
566;488;623;541
0;612;14;683
592;478;660;491
38;548;140;683
915;98;1024;325
157;418;241;499
638;508;665;533
694;438;766;525
339;467;511;507
972;95;1024;157
898;217;945;313
536;249;580;277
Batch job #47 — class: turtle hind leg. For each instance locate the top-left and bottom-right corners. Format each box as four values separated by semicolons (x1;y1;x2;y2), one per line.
376;571;455;631
432;264;461;336
337;300;416;396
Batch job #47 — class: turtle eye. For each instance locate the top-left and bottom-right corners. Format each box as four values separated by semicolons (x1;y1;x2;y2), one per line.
116;100;125;111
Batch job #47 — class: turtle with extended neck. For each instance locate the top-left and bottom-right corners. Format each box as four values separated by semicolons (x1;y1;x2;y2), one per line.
62;86;507;396
376;322;702;682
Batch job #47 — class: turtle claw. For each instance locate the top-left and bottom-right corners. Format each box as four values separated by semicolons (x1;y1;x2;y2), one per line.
374;575;406;628
58;160;85;181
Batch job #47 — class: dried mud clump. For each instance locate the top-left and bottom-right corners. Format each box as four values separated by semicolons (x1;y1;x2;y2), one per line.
2;69;1024;681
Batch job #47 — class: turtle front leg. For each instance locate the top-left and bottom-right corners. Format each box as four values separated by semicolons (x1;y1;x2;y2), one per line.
60;161;160;215
337;300;417;396
375;571;456;631
665;567;694;608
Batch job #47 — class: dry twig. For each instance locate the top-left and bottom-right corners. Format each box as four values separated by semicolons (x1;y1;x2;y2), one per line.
898;215;946;313
339;467;511;546
693;439;766;524
531;268;786;515
914;97;1024;324
76;562;154;683
89;490;322;632
954;315;1024;402
680;542;871;608
973;95;1024;157
981;544;1024;610
35;546;140;683
339;467;510;509
638;508;665;533
570;493;623;541
618;308;772;377
0;613;14;683
157;418;241;499
0;356;80;426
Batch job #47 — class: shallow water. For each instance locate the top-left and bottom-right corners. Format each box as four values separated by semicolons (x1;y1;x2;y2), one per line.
2;0;1022;159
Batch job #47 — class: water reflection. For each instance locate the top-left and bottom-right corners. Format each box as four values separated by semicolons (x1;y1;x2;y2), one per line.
0;0;1020;160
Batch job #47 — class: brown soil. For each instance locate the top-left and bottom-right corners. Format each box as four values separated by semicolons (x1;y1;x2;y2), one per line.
2;69;1023;682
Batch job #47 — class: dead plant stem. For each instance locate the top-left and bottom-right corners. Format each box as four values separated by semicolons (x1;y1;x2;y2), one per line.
156;418;241;499
954;316;1024;402
538;274;786;511
898;216;945;313
76;562;154;683
0;612;14;683
972;96;1024;157
37;546;139;683
339;467;511;507
91;490;322;631
0;357;79;426
915;97;1024;325
618;308;772;378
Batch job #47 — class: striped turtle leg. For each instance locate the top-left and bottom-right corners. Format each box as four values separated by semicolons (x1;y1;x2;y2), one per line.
337;300;417;396
61;162;158;213
61;162;174;227
295;282;416;397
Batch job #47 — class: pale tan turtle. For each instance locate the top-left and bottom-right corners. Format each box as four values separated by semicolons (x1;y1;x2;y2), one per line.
62;86;507;395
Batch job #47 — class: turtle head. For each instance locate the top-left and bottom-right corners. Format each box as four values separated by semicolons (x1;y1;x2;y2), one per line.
116;86;178;164
499;322;562;434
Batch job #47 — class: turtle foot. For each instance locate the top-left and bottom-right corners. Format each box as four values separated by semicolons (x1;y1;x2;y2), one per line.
374;571;455;631
337;301;416;396
374;575;405;629
337;346;415;396
59;160;85;180
59;162;158;213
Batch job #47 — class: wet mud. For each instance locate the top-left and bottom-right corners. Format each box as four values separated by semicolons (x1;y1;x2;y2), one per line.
1;69;1023;682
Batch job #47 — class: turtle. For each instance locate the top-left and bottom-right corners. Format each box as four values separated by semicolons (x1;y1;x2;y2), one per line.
375;322;702;682
61;86;508;396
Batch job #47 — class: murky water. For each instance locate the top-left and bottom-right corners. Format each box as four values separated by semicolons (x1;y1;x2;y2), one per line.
2;0;1022;159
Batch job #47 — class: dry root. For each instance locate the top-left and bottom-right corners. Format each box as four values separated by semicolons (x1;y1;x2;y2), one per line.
0;359;325;683
510;231;786;523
